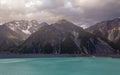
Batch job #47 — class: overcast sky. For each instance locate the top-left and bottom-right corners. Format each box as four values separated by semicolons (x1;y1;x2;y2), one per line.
0;0;120;28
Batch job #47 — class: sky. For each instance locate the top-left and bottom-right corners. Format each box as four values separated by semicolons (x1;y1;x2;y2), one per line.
0;0;120;28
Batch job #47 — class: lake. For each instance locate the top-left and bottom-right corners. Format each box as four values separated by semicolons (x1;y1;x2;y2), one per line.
0;57;120;75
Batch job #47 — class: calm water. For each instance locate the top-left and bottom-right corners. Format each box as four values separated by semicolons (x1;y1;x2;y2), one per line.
0;57;120;75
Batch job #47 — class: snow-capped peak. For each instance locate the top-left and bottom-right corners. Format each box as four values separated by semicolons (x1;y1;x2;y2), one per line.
4;20;48;39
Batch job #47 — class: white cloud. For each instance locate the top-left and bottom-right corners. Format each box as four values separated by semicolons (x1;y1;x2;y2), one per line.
0;0;120;26
25;0;42;8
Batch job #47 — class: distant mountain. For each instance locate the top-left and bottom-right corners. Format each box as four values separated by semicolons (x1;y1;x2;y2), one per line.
87;18;120;51
4;20;49;40
18;19;115;55
0;25;22;53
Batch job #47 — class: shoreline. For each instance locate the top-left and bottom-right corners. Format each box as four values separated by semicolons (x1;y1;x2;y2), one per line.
0;54;120;59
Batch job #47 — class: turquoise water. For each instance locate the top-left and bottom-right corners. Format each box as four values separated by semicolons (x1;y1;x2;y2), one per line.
0;57;120;75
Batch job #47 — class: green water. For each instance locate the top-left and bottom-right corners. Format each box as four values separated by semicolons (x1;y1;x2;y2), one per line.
0;57;120;75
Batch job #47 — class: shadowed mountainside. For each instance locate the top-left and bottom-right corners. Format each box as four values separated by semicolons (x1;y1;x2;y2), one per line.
18;19;115;55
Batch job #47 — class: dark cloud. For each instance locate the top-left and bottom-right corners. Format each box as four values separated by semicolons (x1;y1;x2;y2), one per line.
0;0;120;28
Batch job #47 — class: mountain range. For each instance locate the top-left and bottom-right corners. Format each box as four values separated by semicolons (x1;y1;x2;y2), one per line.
0;18;120;55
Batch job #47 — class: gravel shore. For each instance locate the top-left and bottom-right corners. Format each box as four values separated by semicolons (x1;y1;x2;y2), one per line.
0;54;120;58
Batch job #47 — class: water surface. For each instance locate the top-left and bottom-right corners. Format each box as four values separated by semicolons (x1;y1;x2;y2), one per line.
0;57;120;75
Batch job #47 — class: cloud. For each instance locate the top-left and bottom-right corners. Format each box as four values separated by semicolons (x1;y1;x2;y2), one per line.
0;0;120;27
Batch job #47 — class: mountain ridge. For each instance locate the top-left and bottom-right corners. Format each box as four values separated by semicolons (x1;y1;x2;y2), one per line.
0;18;119;55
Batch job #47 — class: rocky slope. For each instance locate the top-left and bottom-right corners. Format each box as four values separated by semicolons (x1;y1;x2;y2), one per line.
0;25;22;52
18;19;115;55
87;18;120;51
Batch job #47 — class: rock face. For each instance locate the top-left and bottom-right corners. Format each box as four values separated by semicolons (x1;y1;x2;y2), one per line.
5;20;48;40
87;18;120;51
0;25;22;52
19;19;115;55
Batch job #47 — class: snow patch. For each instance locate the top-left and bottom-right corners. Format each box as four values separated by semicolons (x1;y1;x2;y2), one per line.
22;29;31;34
